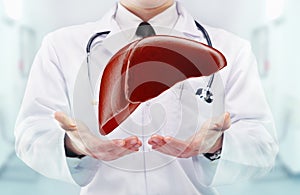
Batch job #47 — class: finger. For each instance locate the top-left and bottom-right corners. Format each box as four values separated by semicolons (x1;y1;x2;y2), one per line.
222;112;231;130
104;141;138;159
131;139;142;151
97;136;141;152
88;139;124;155
109;139;140;154
123;137;142;151
148;135;166;147
120;140;142;154
150;136;188;151
162;137;197;157
163;137;189;151
124;136;138;147
154;144;182;157
150;139;197;158
151;137;188;157
89;139;126;160
213;112;231;131
89;137;142;161
54;112;77;131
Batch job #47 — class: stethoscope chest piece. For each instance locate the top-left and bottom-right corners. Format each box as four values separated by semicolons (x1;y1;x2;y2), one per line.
196;87;213;103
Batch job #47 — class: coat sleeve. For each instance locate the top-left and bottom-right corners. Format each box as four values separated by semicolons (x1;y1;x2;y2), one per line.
14;34;99;186
192;40;279;186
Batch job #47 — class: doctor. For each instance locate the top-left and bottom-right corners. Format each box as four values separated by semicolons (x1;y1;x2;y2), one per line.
15;0;278;194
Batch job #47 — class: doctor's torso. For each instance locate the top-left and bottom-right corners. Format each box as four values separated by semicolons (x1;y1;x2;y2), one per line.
38;3;247;195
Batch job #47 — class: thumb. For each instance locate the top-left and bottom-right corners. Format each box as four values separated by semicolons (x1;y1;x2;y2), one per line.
206;112;231;131
215;112;231;131
54;111;77;131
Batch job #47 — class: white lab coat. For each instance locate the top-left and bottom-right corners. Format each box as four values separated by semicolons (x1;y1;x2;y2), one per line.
15;2;278;195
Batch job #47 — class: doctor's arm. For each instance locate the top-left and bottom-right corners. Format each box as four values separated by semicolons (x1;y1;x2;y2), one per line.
149;40;278;186
14;34;81;184
14;34;141;186
192;41;279;186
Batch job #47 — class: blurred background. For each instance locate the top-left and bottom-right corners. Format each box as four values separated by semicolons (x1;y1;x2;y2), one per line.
0;0;299;194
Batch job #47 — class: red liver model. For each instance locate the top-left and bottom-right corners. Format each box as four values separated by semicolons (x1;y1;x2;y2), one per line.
98;35;226;135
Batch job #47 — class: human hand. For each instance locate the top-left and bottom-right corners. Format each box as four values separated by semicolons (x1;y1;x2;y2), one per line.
148;112;231;158
54;112;142;161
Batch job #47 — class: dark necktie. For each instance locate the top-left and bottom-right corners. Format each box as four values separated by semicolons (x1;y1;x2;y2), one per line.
135;22;156;38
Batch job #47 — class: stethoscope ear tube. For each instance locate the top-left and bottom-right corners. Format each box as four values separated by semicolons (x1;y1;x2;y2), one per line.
86;31;110;54
194;21;212;47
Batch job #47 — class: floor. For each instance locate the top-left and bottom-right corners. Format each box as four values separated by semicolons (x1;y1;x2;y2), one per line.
0;153;299;195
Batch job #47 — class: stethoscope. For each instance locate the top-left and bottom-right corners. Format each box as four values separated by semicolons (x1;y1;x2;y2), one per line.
86;20;214;104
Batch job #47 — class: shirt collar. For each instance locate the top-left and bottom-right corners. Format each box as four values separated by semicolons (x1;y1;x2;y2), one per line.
173;1;204;41
115;2;179;32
